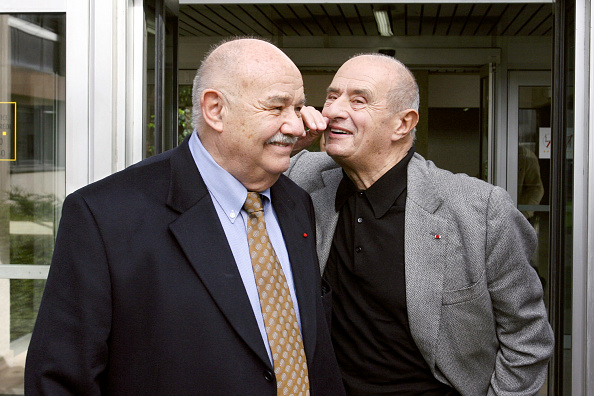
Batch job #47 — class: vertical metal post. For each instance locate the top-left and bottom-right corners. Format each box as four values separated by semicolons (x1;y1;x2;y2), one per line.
549;0;569;393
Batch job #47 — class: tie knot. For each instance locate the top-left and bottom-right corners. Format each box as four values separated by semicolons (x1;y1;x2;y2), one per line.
244;192;264;215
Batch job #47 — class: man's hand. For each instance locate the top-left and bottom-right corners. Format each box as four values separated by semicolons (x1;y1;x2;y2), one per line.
292;106;328;155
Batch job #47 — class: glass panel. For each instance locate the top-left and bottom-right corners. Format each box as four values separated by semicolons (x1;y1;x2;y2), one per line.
427;107;482;177
0;13;66;394
178;84;193;144
516;85;551;396
144;5;156;158
144;0;178;157
427;73;482;177
163;6;178;151
479;76;489;181
517;86;551;298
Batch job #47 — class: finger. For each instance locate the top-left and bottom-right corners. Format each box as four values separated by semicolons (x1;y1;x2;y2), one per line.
301;106;327;131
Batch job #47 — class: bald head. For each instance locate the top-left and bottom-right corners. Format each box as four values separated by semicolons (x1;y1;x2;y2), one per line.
192;38;301;129
321;53;419;187
190;37;305;191
346;53;419;115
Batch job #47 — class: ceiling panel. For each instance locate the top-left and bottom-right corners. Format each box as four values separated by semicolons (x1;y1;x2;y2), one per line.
179;3;554;38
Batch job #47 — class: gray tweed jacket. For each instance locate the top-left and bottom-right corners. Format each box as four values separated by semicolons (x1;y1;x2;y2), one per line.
286;150;554;396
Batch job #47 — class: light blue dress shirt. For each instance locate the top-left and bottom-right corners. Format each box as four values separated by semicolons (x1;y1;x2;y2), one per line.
188;132;302;364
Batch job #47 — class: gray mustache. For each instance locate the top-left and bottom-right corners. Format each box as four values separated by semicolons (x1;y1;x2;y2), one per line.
266;133;298;145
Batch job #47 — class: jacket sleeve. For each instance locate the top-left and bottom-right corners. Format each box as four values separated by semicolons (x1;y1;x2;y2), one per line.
484;186;554;395
25;192;112;395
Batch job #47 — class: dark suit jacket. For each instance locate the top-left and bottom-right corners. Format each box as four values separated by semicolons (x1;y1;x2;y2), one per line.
25;138;345;395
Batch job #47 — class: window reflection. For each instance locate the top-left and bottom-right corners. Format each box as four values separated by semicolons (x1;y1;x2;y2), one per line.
517;86;551;308
0;13;65;395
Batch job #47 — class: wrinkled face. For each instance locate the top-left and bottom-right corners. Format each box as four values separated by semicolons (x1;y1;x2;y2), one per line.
322;57;400;169
220;61;305;188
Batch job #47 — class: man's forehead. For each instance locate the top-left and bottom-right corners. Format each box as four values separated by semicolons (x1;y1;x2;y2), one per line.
244;72;304;103
329;63;392;95
261;82;305;103
328;75;379;95
335;58;392;81
263;93;306;105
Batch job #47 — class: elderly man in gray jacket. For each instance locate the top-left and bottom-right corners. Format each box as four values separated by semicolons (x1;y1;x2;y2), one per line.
287;53;554;395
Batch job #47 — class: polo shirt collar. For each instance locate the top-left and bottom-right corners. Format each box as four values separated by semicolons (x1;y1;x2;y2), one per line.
335;146;415;218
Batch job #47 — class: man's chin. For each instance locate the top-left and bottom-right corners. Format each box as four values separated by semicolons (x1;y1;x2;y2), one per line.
324;145;345;159
265;160;291;178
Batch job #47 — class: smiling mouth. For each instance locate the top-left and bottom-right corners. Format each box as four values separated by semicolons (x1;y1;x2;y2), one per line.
329;128;352;135
267;142;292;147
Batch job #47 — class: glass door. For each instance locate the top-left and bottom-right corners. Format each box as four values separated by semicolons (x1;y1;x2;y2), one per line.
144;0;179;158
508;71;551;294
507;71;554;395
0;12;66;394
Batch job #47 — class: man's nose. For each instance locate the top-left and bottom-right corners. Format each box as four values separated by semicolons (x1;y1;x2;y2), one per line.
322;97;348;120
281;110;307;137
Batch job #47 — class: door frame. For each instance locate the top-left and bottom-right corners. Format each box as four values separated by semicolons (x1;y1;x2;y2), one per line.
506;70;552;203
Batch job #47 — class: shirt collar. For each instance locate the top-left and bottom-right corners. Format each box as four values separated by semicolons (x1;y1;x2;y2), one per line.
335;146;415;218
188;131;271;223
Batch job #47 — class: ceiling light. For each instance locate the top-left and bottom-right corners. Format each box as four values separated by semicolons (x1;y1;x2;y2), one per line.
374;10;393;37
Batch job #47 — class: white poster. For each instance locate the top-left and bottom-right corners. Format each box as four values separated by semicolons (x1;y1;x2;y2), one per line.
539;127;551;159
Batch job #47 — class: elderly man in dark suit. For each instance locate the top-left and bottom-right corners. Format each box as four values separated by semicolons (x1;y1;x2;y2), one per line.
25;38;344;396
287;54;554;395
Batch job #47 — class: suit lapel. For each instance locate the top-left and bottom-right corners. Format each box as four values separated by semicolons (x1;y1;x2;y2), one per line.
166;140;270;368
271;178;318;362
404;154;452;370
310;168;342;271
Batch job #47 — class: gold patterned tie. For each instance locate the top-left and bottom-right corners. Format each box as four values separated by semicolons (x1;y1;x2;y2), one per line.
244;192;310;396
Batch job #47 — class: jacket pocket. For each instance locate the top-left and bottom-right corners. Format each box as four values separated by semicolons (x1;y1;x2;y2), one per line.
442;274;487;305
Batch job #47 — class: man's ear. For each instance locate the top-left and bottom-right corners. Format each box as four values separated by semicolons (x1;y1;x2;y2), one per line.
392;109;419;142
201;89;225;132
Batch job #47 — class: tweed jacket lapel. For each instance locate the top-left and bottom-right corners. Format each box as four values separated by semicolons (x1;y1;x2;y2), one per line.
312;152;454;370
403;153;454;370
310;168;342;272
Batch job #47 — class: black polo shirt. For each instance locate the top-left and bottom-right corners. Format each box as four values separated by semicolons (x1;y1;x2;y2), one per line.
323;147;460;395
